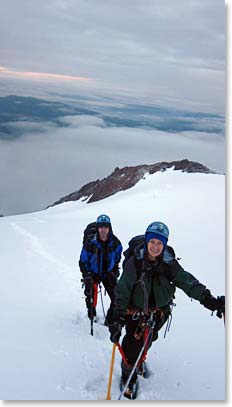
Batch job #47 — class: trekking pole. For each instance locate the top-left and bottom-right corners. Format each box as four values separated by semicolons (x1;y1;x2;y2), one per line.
90;280;94;336
106;343;117;400
118;315;156;400
99;284;106;319
90;281;99;335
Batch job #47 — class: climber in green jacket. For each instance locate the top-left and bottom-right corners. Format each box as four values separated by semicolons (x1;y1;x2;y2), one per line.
108;221;225;399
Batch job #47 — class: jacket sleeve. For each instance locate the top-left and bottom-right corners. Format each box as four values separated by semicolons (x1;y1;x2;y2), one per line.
79;244;91;274
110;239;123;275
114;257;138;313
166;259;207;301
116;241;123;264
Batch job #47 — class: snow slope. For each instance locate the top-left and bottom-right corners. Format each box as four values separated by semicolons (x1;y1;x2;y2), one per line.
0;169;225;400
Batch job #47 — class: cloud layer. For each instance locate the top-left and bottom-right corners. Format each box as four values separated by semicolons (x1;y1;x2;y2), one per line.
0;117;225;215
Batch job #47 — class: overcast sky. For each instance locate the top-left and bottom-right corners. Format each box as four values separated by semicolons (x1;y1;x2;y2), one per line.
0;0;225;112
0;0;226;215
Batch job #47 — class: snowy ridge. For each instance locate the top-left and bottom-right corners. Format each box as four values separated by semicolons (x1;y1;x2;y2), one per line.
0;169;225;400
49;159;215;208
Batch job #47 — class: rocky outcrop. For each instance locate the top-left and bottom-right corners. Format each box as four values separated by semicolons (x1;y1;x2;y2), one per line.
49;159;214;208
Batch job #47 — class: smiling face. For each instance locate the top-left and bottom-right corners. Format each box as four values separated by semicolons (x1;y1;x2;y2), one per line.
98;226;110;241
147;238;164;260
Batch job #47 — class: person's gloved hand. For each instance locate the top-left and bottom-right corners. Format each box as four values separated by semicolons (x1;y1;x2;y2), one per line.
215;295;225;319
110;265;120;279
114;268;120;278
108;311;125;343
81;271;92;285
201;290;218;311
201;290;225;318
109;322;122;343
92;274;101;284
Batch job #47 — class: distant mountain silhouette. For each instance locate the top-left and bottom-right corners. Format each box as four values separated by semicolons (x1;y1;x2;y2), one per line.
0;95;224;140
49;159;215;208
0;95;97;139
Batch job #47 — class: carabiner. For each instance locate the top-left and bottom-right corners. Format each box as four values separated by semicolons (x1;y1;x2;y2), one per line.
132;311;142;321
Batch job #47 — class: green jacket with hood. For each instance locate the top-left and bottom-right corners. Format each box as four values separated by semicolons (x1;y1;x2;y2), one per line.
114;245;208;314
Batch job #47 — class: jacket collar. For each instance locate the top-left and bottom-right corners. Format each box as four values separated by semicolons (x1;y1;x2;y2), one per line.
91;233;114;247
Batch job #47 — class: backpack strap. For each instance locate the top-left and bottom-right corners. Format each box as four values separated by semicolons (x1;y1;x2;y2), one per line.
134;245;177;282
133;257;143;281
110;234;121;251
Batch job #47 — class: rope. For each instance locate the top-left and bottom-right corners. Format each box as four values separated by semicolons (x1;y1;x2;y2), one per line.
138;270;149;313
116;343;131;368
118;312;156;400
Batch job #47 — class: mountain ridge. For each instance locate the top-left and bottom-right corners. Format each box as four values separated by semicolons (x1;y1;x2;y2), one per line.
49;159;215;208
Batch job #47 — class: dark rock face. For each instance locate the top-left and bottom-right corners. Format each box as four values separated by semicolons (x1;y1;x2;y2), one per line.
49;159;214;208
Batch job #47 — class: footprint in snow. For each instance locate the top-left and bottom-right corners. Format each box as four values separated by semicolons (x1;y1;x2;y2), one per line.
56;383;71;392
72;312;86;325
84;376;104;392
183;360;192;367
81;352;96;369
10;222;72;273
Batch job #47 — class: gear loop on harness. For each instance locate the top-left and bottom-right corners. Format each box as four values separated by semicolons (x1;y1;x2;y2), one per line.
163;300;176;338
126;307;164;341
132;310;143;321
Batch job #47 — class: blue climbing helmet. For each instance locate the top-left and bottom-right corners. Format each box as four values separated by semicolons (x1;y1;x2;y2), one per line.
96;214;111;228
145;221;169;246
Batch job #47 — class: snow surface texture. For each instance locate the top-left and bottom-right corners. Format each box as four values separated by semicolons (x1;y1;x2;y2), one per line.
0;169;225;400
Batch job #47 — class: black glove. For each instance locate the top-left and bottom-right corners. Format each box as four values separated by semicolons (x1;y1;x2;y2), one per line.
111;265;120;280
215;296;225;319
92;274;101;284
81;271;92;285
108;311;125;343
114;268;120;278
109;322;122;343
201;290;225;318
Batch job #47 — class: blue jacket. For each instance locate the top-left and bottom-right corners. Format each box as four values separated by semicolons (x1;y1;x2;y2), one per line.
79;233;123;277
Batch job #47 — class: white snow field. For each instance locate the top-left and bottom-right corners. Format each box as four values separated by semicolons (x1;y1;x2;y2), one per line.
0;169;225;400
